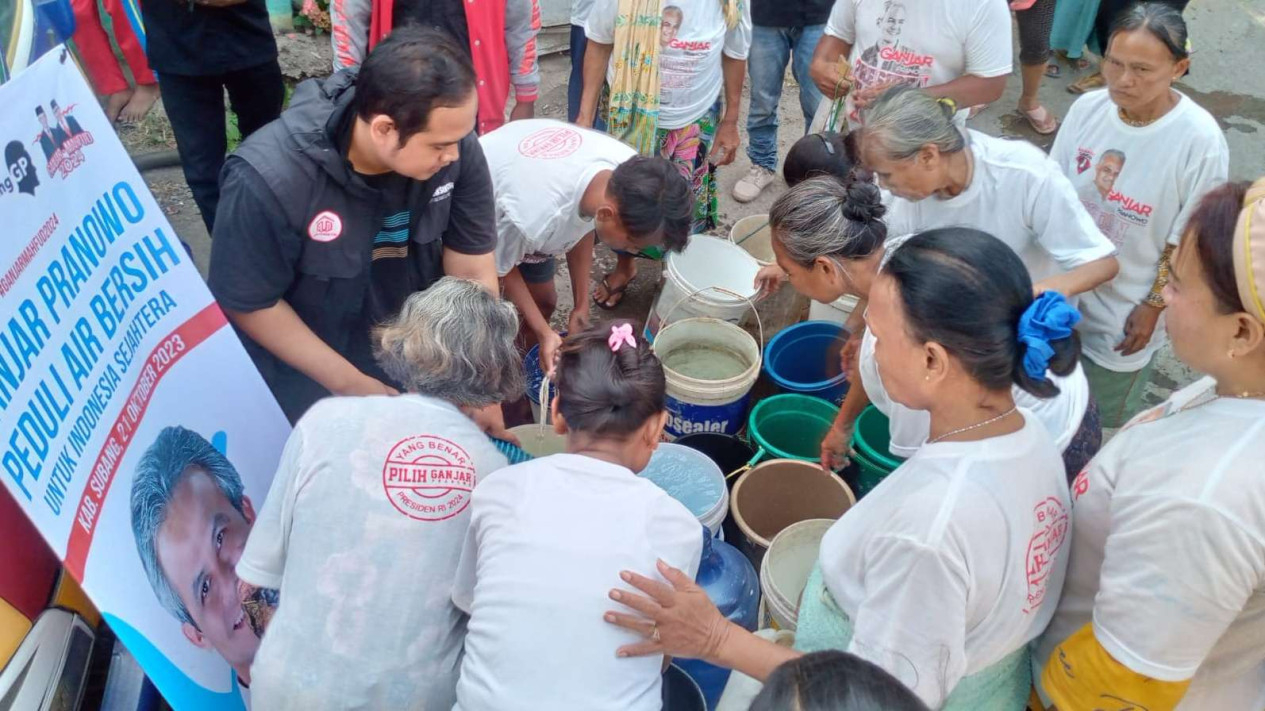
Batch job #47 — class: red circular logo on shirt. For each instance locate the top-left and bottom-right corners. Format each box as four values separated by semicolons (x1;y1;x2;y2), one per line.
1023;497;1070;614
308;210;343;242
382;435;477;521
518;127;583;159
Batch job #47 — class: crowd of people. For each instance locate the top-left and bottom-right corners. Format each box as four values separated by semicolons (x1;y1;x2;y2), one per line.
89;0;1265;706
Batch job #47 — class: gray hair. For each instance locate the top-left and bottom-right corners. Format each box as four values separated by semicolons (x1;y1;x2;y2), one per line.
860;85;966;161
1109;2;1188;63
769;177;888;265
1101;149;1126;165
374;277;525;406
131;426;244;627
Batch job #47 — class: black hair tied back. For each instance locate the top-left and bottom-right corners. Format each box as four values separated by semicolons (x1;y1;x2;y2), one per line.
884;229;1080;399
554;322;666;437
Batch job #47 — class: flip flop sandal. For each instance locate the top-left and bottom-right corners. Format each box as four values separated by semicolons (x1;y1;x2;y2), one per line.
593;275;629;310
1045;63;1061;79
1019;105;1059;135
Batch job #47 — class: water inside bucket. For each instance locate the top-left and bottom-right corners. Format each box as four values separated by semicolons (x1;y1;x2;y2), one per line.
759;412;833;460
508;425;567;458
641;445;725;519
663;344;751;381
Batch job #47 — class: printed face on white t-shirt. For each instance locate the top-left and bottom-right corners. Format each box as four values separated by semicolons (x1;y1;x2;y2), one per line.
661;6;683;47
852;2;933;119
1071;147;1152;248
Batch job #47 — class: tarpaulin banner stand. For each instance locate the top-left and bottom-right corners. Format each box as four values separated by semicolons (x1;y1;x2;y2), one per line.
0;48;291;709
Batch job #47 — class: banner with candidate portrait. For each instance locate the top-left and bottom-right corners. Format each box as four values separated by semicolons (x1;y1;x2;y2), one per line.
0;49;290;709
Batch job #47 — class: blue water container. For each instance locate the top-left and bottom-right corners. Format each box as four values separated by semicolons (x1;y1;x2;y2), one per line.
763;320;851;404
678;527;760;709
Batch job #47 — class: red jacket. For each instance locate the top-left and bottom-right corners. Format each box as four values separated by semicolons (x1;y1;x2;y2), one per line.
330;0;539;134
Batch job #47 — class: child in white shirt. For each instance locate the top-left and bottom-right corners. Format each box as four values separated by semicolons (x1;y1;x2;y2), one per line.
452;322;704;711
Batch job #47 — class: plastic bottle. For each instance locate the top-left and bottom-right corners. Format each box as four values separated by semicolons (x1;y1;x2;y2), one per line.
677;527;760;709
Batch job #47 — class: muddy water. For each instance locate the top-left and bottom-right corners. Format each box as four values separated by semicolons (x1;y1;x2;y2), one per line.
663;344;751;380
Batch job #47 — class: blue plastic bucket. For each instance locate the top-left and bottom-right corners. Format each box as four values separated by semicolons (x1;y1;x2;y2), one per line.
763;321;850;403
640;444;729;536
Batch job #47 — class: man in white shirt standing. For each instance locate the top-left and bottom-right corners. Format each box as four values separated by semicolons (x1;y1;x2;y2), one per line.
807;0;1013;126
480;119;693;369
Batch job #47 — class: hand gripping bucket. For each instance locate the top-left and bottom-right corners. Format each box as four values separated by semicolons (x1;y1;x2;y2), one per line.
652;287;763;440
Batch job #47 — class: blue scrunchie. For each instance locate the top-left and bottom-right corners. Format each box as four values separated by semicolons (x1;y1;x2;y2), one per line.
1018;291;1082;380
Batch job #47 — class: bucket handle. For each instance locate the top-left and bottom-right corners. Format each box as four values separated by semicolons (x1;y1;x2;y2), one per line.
655;285;766;353
723;445;766;481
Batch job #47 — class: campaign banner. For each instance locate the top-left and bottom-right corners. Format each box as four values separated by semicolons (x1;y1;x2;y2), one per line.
0;49;290;708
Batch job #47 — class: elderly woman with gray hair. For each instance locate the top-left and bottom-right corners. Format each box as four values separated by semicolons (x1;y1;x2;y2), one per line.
234;277;524;709
859;84;1120;299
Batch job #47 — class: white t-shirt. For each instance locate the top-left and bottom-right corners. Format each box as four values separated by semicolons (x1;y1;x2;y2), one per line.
858;327;1090;457
885;130;1118;287
818;414;1071;709
824;0;1011;127
572;0;595;26
452;453;704;710
481;120;637;276
1035;378;1265;710
236;395;508;711
586;0;752;129
1050;90;1229;371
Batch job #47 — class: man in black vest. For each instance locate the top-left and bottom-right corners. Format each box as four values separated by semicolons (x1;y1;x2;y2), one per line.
208;28;501;426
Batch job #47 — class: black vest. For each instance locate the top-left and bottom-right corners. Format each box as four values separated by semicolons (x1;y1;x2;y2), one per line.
230;72;471;421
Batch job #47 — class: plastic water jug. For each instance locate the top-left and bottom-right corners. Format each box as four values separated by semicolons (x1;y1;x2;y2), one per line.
677;528;760;709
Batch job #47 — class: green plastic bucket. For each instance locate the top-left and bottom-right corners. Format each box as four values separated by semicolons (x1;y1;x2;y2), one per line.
848;406;905;496
747;394;840;462
849;448;896;498
852;406;904;470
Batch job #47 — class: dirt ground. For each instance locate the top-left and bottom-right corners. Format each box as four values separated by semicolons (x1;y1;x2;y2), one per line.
125;16;1265;413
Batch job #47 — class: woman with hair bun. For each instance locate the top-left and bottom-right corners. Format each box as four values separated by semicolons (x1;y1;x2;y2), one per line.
1035;180;1265;710
858;84;1120;299
604;229;1078;710
755;177;1101;480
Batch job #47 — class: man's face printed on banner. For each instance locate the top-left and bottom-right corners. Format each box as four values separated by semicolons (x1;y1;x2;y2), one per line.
156;467;262;672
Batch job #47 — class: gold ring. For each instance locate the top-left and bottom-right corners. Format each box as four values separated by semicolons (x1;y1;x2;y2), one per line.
651;625;661;643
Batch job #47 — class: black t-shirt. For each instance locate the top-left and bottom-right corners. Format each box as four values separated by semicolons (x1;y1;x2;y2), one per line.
394;0;470;56
750;0;833;29
140;0;278;76
358;170;417;323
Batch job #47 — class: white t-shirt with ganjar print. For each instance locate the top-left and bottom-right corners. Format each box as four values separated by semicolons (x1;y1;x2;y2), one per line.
586;0;752;129
1049;90;1228;372
824;0;1012;126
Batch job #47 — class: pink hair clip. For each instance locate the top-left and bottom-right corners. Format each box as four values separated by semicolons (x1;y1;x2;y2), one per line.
608;323;637;352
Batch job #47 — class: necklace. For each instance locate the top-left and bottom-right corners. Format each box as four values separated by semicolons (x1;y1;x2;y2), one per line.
1118;106;1160;127
928;407;1018;444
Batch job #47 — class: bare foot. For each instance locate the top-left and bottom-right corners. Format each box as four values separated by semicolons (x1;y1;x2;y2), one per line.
120;84;160;124
104;89;134;123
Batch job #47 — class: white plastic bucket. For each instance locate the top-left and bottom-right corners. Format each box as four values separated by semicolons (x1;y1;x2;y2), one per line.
507;424;567;458
654;313;762;439
646;235;761;339
640;443;730;535
729;215;774;266
808;294;860;325
759;518;835;632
